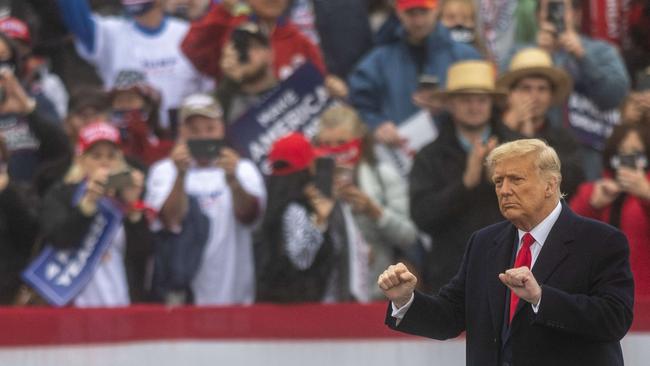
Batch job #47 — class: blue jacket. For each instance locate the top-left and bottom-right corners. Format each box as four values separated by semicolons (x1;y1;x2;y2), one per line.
556;36;630;110
348;23;481;129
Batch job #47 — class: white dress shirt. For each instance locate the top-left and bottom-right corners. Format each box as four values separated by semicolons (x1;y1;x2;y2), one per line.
391;201;563;320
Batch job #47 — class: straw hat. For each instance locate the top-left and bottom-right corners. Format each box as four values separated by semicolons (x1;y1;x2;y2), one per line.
496;48;573;105
434;60;507;99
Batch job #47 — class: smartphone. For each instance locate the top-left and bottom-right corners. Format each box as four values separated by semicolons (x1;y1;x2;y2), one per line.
314;157;335;198
187;139;225;161
106;170;133;190
547;0;565;34
231;29;250;63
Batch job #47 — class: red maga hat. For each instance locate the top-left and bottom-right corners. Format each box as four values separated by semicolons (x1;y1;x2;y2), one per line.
396;0;438;11
268;132;315;176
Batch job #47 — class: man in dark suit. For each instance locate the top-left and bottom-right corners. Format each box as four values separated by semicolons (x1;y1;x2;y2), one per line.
379;139;634;366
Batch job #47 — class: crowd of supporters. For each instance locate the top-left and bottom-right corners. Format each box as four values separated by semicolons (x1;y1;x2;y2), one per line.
0;0;648;308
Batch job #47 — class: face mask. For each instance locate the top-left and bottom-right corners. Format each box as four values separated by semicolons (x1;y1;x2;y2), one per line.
0;60;16;73
110;109;149;129
449;25;475;44
314;138;363;167
610;152;648;170
123;1;156;17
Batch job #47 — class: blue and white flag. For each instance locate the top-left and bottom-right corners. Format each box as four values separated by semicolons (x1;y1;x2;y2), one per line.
227;62;332;174
22;185;123;307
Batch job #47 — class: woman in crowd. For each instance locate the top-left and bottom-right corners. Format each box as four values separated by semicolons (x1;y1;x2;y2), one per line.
39;121;152;307
570;123;650;301
437;0;490;59
108;70;174;166
314;104;418;300
256;132;368;303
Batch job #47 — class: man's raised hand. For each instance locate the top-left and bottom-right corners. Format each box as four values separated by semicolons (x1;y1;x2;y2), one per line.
378;263;417;308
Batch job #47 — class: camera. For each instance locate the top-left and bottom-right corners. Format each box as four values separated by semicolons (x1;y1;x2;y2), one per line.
610;153;648;170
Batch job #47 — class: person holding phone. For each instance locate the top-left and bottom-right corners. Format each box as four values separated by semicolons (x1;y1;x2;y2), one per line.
108;70;173;166
255;132;369;303
570;123;650;301
145;93;266;305
509;0;630;180
313;104;418;300
39;121;152;307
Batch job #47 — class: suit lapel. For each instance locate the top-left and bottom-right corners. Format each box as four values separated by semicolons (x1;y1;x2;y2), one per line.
531;204;574;284
513;204;574;317
487;224;517;340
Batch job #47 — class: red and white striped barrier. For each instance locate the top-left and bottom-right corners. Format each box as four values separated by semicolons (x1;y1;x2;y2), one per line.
1;299;649;366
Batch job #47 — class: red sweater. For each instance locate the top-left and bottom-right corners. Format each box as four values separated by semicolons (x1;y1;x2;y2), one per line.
570;174;650;301
181;4;326;81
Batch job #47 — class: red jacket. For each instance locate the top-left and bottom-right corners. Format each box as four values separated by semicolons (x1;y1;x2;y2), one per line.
570;173;650;301
181;4;326;80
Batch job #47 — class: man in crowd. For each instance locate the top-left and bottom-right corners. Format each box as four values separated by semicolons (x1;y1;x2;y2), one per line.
145;94;266;305
216;23;278;124
181;0;349;98
532;0;630;180
380;139;634;366
498;47;584;198
56;0;212;130
348;0;480;147
410;60;515;292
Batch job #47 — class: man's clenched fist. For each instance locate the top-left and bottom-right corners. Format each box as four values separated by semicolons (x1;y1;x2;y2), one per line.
378;263;417;308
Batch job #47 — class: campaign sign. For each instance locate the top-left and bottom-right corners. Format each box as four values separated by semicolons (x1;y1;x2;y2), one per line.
227;62;331;174
22;198;123;307
568;92;620;151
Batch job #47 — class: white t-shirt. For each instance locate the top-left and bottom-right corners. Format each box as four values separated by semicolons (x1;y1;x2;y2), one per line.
74;225;130;308
76;16;213;128
145;159;266;305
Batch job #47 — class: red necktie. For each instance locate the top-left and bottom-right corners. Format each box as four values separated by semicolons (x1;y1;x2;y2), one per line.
508;232;535;324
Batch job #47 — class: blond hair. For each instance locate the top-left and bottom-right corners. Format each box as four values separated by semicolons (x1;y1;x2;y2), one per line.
485;139;562;194
318;104;368;138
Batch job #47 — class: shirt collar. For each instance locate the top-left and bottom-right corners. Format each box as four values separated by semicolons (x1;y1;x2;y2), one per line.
456;126;492;152
517;201;562;247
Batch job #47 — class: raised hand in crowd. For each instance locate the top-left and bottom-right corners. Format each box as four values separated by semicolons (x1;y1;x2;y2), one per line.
588;178;621;209
374;121;405;147
118;170;146;222
536;0;584;58
503;95;536;137
339;183;383;221
324;75;349;99
79;167;110;216
378;262;417;308
304;183;334;228
622;91;650;125
462;137;497;189
170;142;192;174
220;42;245;82
216;147;241;178
616;166;650;200
0;68;36;116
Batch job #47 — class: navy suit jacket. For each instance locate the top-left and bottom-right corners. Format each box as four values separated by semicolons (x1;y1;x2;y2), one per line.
386;204;634;366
